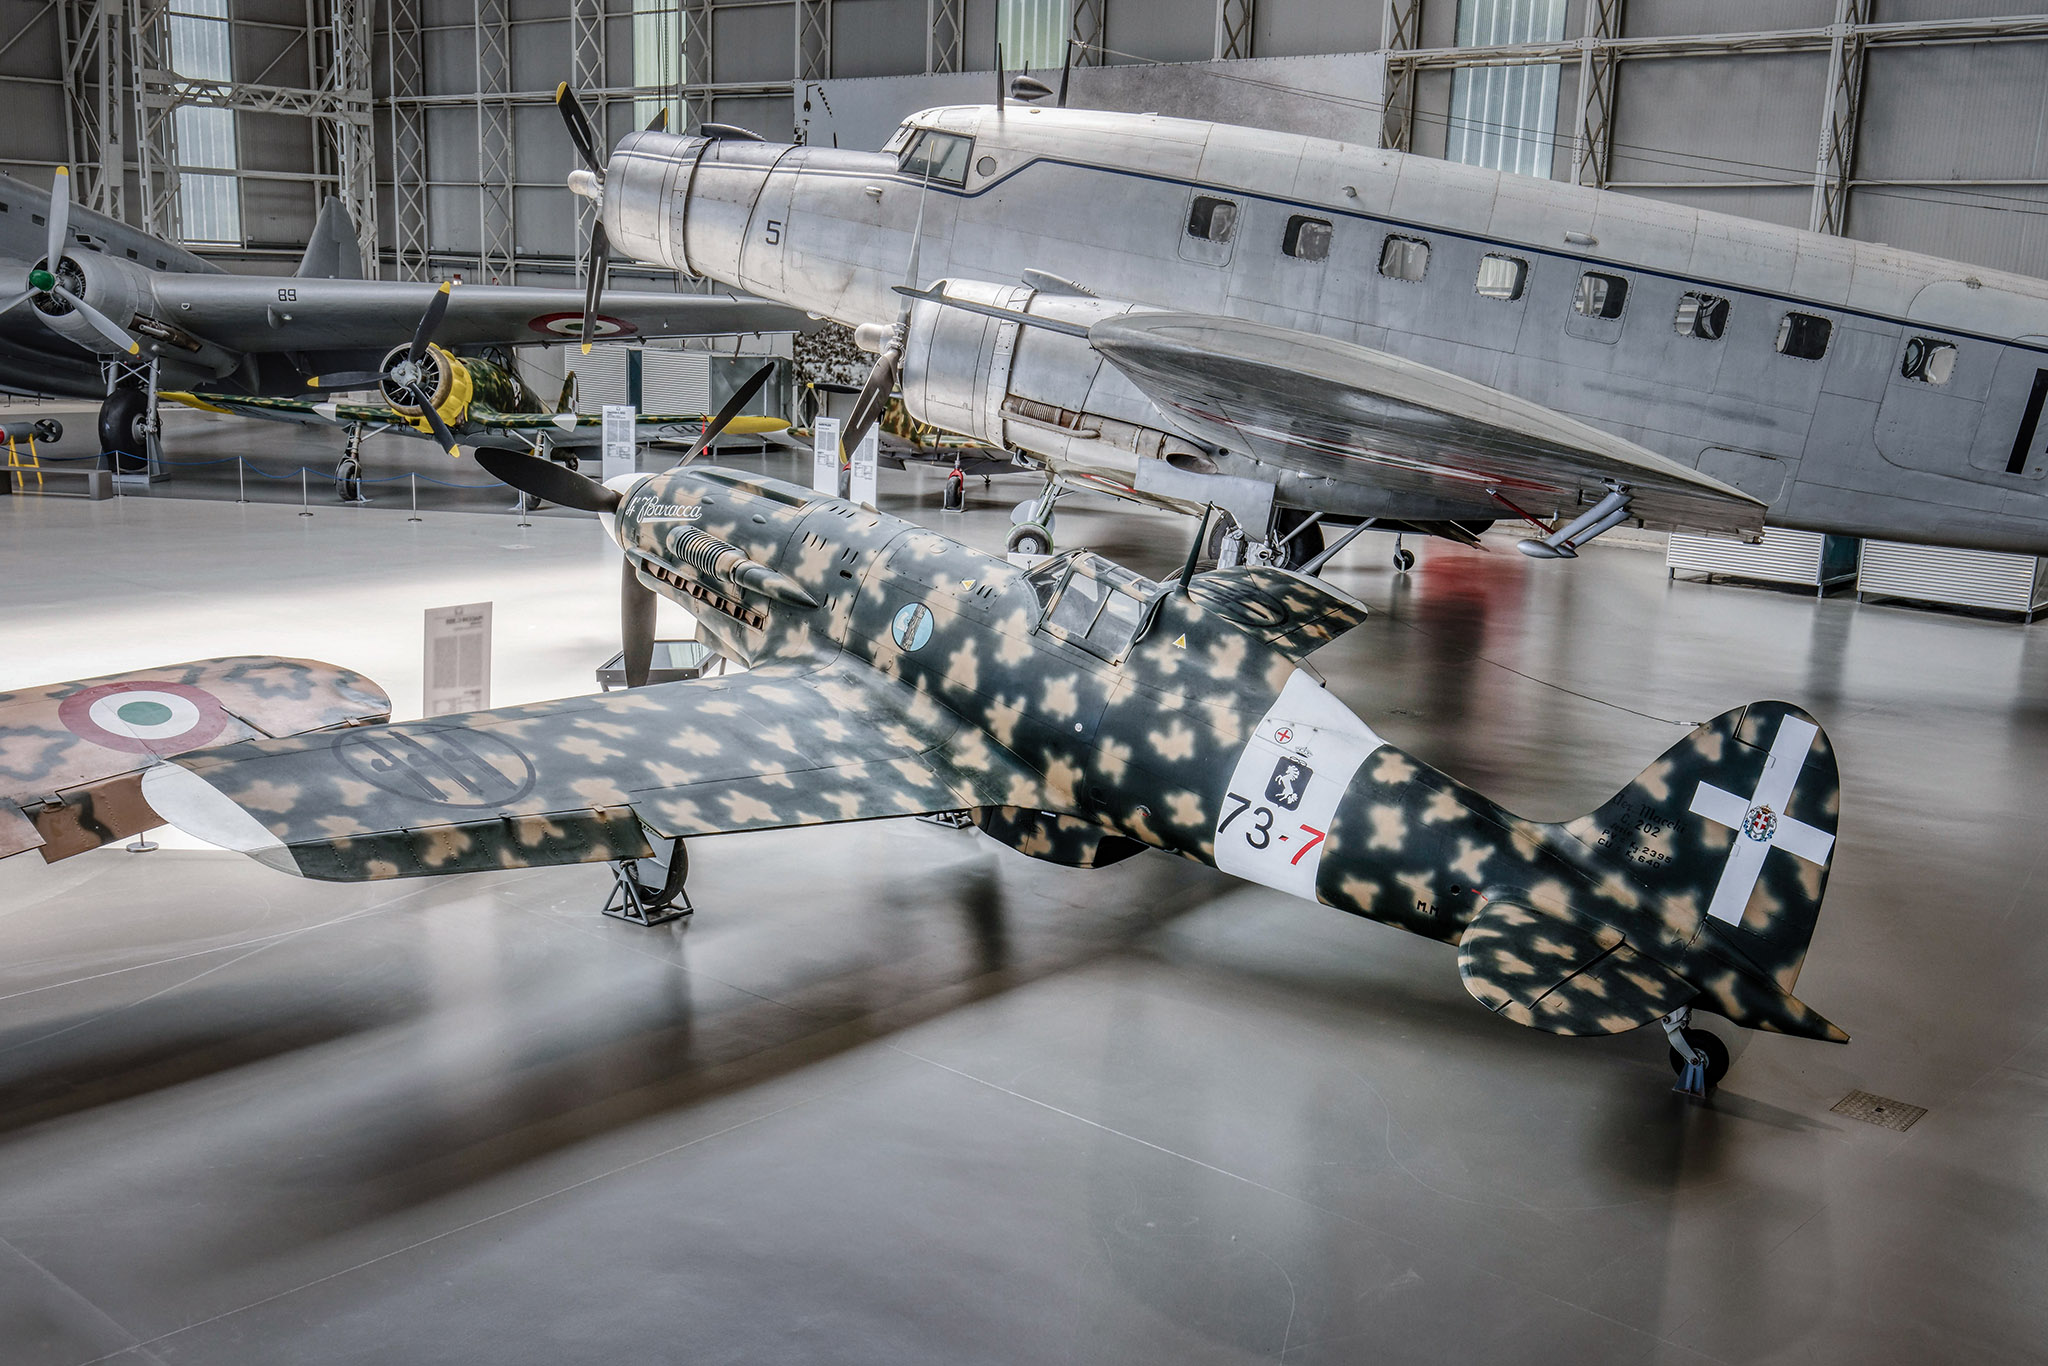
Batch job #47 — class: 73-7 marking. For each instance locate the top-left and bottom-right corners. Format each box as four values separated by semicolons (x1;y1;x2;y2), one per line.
1220;791;1328;866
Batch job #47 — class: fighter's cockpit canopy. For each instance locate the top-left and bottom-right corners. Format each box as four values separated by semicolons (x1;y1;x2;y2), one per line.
1028;551;1159;664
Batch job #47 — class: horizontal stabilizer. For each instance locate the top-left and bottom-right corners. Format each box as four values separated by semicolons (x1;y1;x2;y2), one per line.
1184;567;1369;660
1459;899;1695;1035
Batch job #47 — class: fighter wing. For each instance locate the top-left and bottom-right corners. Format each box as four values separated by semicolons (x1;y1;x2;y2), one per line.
477;413;790;449
1087;312;1765;539
0;657;389;863
145;277;811;354
142;666;1037;882
159;390;391;430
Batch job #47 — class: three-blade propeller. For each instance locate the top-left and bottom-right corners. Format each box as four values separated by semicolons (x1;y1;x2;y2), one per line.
475;360;780;687
305;281;461;456
0;168;142;357
556;84;665;356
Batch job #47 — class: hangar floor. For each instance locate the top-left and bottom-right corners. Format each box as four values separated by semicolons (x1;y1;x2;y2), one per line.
2;463;2045;1365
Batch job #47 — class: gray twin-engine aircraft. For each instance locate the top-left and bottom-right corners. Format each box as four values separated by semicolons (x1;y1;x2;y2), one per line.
129;443;1847;1096
0;167;803;461
570;97;2048;567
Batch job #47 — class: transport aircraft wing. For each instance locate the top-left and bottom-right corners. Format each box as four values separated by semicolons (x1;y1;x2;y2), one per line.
140;665;1043;881
0;657;389;863
1087;312;1767;543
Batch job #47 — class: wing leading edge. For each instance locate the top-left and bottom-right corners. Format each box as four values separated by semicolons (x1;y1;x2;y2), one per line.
144;666;1040;881
1087;312;1766;540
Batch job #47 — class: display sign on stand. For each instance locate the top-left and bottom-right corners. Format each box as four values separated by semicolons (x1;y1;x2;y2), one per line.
424;601;492;717
811;416;842;497
601;404;637;484
850;425;879;509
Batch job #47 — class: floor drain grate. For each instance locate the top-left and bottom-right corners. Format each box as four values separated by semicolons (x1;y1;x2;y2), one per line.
1831;1090;1927;1132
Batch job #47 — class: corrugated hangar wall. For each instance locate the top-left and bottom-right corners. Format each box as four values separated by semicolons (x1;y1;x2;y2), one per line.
6;3;2048;281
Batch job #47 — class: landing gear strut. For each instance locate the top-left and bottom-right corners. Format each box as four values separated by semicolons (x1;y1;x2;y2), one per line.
1007;476;1061;556
1660;1006;1730;1098
1393;534;1415;573
603;836;693;927
334;423;368;503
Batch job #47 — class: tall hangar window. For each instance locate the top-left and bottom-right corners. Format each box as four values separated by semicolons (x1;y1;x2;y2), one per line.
1475;253;1527;300
1187;195;1239;243
167;0;239;246
1902;337;1958;385
998;0;1066;68
1447;0;1567;179
1675;292;1731;340
1283;215;1332;261
900;131;974;186
1380;235;1430;282
1573;271;1628;319
1777;312;1833;360
633;0;680;132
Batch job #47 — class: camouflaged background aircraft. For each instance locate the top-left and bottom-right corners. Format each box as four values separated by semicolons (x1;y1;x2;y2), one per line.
0;657;389;864
135;454;1847;1094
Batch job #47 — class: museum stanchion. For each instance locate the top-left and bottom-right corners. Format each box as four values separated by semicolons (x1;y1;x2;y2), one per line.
236;457;246;504
408;472;422;522
603;836;694;927
298;469;313;517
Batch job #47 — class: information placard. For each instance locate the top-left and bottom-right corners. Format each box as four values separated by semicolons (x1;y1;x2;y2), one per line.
601;404;637;484
850;424;879;509
423;601;491;717
811;415;842;497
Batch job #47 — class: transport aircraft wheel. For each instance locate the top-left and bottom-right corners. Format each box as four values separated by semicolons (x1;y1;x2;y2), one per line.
1007;522;1052;556
1393;547;1417;573
1666;1028;1730;1088
98;387;149;469
1273;510;1324;571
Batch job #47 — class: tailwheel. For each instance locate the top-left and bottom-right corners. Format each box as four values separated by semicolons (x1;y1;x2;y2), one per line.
1393;535;1416;573
1667;1028;1730;1088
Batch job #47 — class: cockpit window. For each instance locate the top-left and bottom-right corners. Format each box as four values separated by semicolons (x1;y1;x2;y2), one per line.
1030;552;1159;662
899;130;973;186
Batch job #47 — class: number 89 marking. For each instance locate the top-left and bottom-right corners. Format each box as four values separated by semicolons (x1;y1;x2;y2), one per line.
1219;791;1327;866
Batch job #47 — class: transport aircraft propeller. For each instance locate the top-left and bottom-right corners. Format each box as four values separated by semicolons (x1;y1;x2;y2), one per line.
302;281;463;456
476;360;781;687
0;167;141;356
556;84;672;356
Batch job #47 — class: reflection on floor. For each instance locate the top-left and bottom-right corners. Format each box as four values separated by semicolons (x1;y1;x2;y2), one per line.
2;459;2046;1365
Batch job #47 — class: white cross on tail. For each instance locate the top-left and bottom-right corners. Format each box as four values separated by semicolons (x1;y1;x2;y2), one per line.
1688;715;1835;926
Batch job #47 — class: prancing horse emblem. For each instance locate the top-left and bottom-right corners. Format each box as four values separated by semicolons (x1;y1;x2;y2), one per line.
1742;804;1779;842
1267;755;1312;810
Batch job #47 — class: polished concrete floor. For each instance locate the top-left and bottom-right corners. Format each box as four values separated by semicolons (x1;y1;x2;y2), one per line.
2;460;2046;1365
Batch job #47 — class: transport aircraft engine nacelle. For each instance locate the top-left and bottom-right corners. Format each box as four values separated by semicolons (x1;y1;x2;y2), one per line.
899;280;1215;477
602;130;721;281
32;251;237;377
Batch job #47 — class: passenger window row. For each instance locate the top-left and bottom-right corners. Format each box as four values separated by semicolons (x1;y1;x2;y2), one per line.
1184;196;1957;382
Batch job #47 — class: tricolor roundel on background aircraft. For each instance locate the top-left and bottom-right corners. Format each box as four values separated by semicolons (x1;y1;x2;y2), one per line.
527;312;637;341
56;680;232;755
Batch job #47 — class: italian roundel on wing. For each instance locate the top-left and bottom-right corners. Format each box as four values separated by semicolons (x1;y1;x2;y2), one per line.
56;680;235;755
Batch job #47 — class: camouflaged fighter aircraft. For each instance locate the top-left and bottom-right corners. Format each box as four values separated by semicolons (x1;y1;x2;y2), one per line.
160;308;789;505
0;657;389;864
132;450;1848;1095
555;85;2048;571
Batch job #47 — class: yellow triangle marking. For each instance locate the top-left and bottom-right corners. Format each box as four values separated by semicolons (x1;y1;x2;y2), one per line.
1173;634;1187;648
961;579;975;589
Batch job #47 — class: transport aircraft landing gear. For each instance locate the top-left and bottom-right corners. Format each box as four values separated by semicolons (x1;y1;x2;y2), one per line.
1207;509;1324;572
1392;536;1416;573
1008;477;1062;556
603;837;693;927
1660;1006;1729;1098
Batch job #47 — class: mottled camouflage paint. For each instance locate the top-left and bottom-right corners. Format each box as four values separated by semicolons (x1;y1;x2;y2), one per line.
155;466;1846;1045
0;657;388;862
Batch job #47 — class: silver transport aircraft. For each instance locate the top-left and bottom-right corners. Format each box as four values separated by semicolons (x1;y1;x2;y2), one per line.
570;100;2048;568
0;167;803;467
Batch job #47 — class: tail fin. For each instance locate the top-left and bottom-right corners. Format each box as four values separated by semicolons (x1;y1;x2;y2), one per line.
554;371;578;414
1460;702;1846;1042
297;198;364;279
